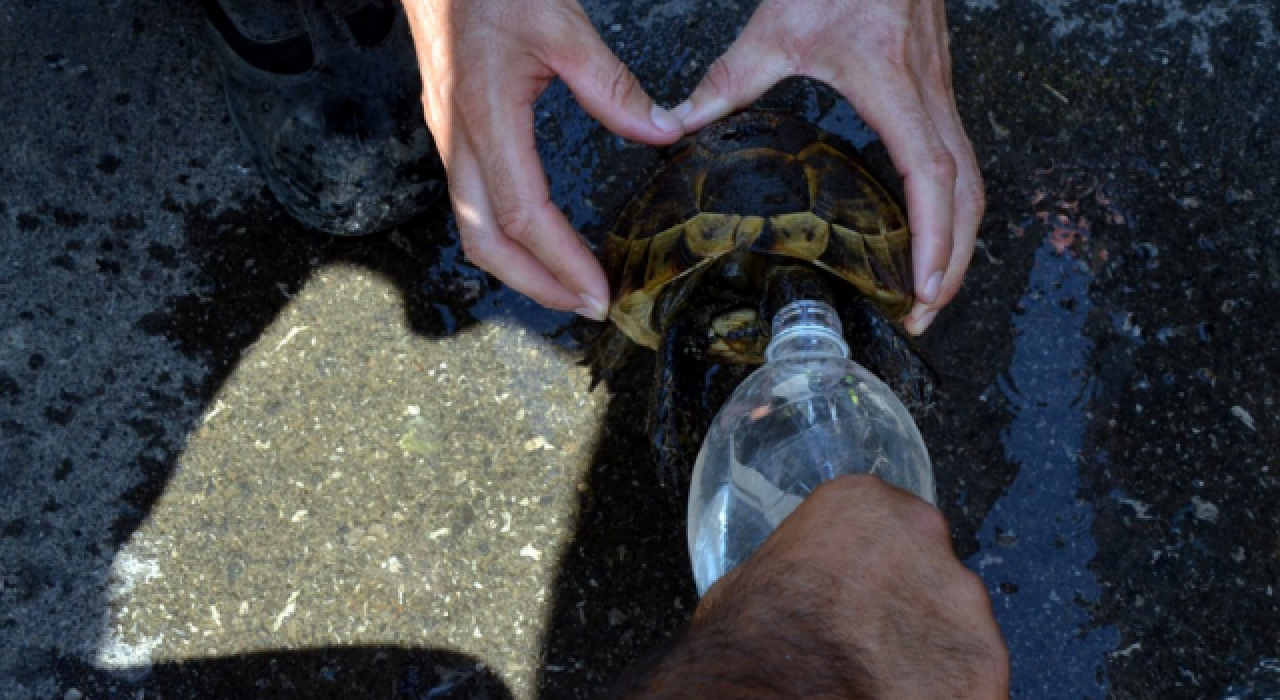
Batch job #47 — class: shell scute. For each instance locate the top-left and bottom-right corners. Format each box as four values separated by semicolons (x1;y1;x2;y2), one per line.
603;112;915;349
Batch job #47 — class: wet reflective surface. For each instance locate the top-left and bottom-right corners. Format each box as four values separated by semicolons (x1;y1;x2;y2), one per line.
970;215;1119;698
1;1;1277;699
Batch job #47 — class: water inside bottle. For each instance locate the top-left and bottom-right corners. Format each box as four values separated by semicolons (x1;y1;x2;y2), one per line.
688;304;935;595
690;383;931;595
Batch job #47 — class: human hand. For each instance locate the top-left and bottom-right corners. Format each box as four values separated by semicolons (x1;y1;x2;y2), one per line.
675;0;984;335
611;475;1008;699
402;0;686;319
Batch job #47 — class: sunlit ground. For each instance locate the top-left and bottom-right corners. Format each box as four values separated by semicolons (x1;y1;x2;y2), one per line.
95;265;606;697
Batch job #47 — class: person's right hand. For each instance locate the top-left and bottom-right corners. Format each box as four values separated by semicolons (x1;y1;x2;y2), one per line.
612;475;1009;699
401;0;686;320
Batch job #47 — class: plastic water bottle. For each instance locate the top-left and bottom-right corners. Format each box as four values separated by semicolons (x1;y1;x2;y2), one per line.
687;300;935;596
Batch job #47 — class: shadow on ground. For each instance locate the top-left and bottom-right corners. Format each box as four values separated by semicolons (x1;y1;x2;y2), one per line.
58;647;513;700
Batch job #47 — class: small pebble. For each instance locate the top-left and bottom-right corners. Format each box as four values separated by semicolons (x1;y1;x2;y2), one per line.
1230;406;1256;431
523;436;554;451
1191;496;1219;523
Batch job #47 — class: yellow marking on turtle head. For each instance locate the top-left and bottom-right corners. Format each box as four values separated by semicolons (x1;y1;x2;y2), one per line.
710;308;759;336
707;308;766;363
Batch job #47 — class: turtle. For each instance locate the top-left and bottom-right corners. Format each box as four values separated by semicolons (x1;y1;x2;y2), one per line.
588;110;935;493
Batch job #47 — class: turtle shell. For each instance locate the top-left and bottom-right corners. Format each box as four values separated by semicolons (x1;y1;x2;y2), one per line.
602;111;913;350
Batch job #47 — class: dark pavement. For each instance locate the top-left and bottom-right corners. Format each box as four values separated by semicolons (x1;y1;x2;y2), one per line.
1;1;1276;698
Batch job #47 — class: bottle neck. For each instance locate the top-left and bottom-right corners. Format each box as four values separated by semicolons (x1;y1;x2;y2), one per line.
765;300;850;362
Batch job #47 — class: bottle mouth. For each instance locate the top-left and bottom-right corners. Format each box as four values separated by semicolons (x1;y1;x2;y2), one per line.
766;300;850;361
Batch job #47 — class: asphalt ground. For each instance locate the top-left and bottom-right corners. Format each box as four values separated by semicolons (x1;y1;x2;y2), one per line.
1;1;1277;698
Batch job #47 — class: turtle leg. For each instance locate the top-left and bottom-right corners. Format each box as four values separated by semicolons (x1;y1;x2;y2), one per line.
648;310;711;499
759;264;937;415
838;295;938;417
582;322;636;391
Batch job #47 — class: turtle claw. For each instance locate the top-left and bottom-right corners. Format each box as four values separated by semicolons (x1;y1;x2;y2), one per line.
839;297;939;418
582;323;635;391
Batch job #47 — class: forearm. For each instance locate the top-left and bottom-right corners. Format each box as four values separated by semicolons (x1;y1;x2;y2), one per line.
607;478;1009;699
609;628;874;700
608;570;875;699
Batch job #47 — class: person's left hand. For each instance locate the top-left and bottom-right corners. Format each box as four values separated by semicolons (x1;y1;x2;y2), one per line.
402;0;687;320
675;0;984;335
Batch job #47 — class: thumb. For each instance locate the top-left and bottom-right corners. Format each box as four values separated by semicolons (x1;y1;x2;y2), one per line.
675;33;792;131
547;27;686;145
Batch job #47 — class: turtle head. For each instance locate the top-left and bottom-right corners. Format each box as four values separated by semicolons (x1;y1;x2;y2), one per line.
707;308;767;363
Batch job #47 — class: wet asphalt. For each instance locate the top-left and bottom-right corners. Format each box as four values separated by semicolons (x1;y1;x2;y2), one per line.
1;1;1278;699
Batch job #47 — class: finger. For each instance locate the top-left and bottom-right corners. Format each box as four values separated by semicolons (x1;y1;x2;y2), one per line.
546;20;686;145
903;14;984;334
903;101;981;335
673;30;793;130
447;145;591;314
473;98;611;319
831;63;956;317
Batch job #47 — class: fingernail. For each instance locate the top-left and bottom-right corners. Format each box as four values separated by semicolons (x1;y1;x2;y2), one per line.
650;104;682;133
575;293;609;322
923;271;944;303
908;309;938;336
673;101;693;121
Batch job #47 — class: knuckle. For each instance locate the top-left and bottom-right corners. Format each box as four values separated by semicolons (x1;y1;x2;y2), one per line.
948;573;1008;671
862;21;910;71
540;1;573;30
419;94;438;131
459;234;497;271
452;77;490;123
963;165;987;196
951;569;993;609
704;56;738;98
604;61;641;106
974;635;1012;691
493;201;536;244
923;147;958;183
925;58;953;92
775;31;815;73
989;640;1012;679
904;498;952;543
964;176;988;217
